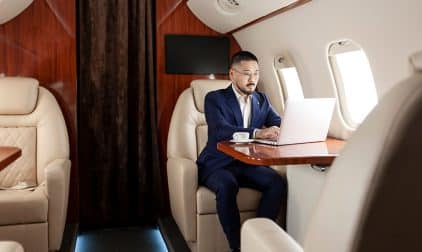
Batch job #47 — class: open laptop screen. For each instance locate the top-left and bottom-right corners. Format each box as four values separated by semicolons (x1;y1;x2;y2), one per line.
255;98;335;146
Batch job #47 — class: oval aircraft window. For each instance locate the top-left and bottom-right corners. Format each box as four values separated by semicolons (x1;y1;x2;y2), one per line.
274;55;304;102
328;40;378;128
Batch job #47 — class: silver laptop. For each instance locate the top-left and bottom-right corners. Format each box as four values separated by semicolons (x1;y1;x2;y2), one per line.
255;98;335;146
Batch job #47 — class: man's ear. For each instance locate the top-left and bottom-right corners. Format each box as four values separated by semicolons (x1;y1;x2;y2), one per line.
229;69;235;81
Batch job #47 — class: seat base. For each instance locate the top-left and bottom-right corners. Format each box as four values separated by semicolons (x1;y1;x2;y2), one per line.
0;187;48;225
0;222;48;252
193;211;256;252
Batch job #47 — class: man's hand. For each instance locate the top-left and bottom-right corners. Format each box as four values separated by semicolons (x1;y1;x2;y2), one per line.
255;126;280;141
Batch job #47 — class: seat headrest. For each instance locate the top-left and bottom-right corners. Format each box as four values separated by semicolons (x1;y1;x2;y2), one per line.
0;77;39;115
410;51;422;72
191;79;232;113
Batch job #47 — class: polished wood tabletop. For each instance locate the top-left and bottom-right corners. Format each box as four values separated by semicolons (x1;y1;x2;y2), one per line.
217;138;345;166
0;147;22;171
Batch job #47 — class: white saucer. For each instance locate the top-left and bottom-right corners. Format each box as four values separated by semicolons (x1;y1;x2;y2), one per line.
229;139;254;143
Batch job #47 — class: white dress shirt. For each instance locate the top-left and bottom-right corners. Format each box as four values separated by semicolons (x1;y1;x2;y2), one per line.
232;84;252;128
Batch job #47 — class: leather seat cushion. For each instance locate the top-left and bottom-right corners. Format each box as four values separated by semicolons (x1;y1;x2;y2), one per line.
197;186;261;214
0;77;38;115
0;127;37;189
191;80;231;113
0;186;47;225
0;241;24;252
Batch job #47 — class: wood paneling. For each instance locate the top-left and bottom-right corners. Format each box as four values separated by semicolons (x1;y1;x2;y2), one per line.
156;1;240;186
0;0;78;222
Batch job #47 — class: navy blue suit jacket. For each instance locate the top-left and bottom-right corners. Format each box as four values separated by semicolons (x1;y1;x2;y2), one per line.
197;85;281;182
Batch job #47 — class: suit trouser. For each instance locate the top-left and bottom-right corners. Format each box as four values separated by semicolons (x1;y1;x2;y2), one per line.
201;161;286;250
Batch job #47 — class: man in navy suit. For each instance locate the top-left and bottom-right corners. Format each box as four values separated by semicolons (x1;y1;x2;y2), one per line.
197;51;286;252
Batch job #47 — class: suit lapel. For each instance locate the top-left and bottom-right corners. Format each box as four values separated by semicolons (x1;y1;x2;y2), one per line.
251;93;260;127
225;86;243;127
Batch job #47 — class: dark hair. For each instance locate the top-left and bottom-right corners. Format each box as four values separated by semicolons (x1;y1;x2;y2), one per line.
230;51;258;67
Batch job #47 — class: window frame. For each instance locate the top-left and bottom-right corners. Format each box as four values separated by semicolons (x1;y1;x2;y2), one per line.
328;40;378;129
273;54;304;102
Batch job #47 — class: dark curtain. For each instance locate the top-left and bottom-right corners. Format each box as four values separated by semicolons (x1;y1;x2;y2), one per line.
78;0;164;228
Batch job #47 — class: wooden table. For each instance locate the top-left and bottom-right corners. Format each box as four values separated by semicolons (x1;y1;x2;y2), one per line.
0;147;22;171
217;138;345;166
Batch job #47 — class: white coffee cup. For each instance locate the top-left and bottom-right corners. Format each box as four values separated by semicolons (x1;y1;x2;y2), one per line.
232;132;250;141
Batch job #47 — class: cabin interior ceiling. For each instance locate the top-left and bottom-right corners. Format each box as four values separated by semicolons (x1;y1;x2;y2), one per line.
233;0;422;139
187;0;300;33
0;0;34;24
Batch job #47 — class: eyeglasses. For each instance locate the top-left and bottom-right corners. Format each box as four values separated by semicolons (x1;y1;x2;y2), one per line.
232;68;259;79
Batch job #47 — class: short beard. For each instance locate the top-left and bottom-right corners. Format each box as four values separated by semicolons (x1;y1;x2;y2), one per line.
239;83;255;95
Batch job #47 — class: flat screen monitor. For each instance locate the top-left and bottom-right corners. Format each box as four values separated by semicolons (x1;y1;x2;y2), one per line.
165;35;230;74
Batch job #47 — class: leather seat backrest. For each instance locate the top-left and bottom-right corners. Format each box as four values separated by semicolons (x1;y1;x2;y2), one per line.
0;77;69;188
304;51;422;252
167;79;231;160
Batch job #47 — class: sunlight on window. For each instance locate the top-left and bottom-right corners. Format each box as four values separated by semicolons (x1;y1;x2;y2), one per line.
334;51;377;125
329;41;378;128
277;67;304;100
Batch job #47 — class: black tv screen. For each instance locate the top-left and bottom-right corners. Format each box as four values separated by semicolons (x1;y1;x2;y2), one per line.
165;35;230;74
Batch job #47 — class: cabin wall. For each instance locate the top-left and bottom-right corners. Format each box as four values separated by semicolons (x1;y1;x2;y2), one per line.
156;0;240;182
0;0;78;222
233;0;422;138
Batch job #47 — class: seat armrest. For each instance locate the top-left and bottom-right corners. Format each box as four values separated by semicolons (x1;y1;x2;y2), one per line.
44;158;71;250
242;218;303;252
167;157;198;242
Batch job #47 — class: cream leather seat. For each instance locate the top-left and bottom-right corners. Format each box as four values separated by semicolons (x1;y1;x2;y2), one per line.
168;79;270;252
0;77;71;252
241;52;422;252
0;241;23;252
